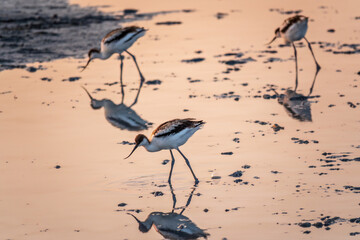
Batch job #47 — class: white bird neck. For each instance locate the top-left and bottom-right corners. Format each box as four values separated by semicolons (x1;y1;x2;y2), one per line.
142;138;161;152
92;50;112;60
143;141;160;152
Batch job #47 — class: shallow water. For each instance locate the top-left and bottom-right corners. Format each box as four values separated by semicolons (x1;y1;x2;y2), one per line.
0;0;359;239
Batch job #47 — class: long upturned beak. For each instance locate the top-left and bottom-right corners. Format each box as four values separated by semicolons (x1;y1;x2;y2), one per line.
266;36;277;45
124;143;140;159
81;86;94;100
81;58;92;72
127;213;141;223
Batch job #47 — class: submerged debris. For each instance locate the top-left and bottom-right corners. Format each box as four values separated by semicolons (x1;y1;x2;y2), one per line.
151;191;164;197
272;123;284;132
229;171;243;177
156;21;182;25
181;58;205;63
145;80;162;85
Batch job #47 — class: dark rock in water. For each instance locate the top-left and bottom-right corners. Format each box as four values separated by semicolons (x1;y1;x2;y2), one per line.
181;58;205;63
347;102;356;108
151;191;164;197
162;159;169;165
263;57;285;63
211;175;221;179
26;67;38;72
272;124;284;132
313;222;323;228
63;77;81;82
269;8;303;15
123;9;138;15
104;81;118;86
215;12;228;19
323;216;343;226
222;57;256;66
126;209;142;213
254;120;269;126
54;165;61;169
145;80;162;85
223;52;244;57
263;94;271;99
188;78;202;83
117;141;135;145
349;217;360;223
299;222;311;228
41;77;52;82
118;203;127;207
221;152;233;155
156;21;182;25
262;50;278;54
229;171;243;177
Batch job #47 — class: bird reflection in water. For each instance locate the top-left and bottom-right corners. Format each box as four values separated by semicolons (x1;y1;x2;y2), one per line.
128;184;209;239
272;68;320;122
82;86;150;131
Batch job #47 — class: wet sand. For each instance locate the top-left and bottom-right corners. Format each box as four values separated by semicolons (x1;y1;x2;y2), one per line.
0;0;359;239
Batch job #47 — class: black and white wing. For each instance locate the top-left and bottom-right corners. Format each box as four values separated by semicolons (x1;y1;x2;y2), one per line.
102;26;145;45
280;15;308;33
152;118;204;138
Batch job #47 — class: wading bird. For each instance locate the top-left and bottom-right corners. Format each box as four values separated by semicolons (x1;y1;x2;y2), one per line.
82;26;147;107
81;86;149;131
267;15;321;91
128;183;209;239
125;118;205;184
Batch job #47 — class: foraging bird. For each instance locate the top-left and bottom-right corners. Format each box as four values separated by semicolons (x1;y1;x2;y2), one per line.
82;26;147;107
128;183;209;239
267;15;321;91
125;118;205;184
82;86;149;131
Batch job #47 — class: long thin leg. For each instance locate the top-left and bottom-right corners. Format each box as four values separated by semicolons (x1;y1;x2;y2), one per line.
304;37;321;71
168;150;176;185
292;42;298;92
179;187;196;215
176;148;199;185
308;65;320;96
168;181;177;213
119;54;125;104
126;50;145;107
